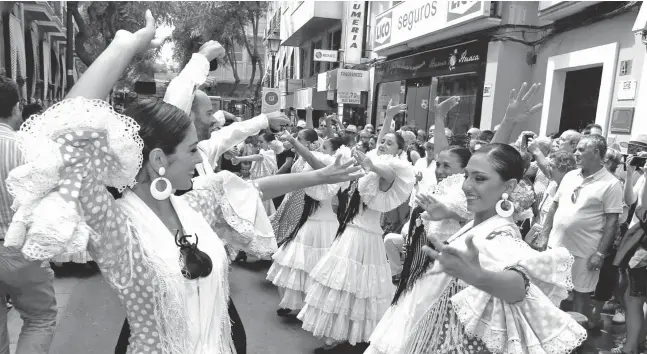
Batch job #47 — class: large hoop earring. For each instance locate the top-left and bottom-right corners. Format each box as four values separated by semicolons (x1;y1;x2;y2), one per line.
495;193;515;217
150;167;173;200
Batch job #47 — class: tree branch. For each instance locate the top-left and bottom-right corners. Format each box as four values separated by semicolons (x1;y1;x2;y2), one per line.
70;2;95;67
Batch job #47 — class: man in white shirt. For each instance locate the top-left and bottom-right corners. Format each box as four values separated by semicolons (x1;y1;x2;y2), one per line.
542;134;622;325
163;41;289;176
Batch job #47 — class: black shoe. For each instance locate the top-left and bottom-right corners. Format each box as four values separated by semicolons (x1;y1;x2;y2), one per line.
234;251;247;264
276;308;292;317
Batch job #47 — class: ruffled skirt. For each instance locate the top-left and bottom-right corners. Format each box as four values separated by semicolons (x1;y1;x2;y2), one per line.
267;214;339;310
297;224;394;345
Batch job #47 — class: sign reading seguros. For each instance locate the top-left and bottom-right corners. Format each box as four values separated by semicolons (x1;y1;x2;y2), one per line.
373;1;490;52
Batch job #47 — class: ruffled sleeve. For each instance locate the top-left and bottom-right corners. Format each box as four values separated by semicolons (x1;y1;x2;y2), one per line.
185;171;277;258
432;174;471;221
302;146;353;200
449;225;586;354
357;154;415;212
250;149;278;180
4;98;142;271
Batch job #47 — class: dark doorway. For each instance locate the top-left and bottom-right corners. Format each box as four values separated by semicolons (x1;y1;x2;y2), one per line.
558;66;603;133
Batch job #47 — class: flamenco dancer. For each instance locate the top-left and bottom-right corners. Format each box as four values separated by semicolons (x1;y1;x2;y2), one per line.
297;102;414;353
3;12;361;354
366;85;586;354
270;107;320;245
267;135;350;317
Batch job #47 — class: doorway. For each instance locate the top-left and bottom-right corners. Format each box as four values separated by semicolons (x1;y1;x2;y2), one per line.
558;66;603;133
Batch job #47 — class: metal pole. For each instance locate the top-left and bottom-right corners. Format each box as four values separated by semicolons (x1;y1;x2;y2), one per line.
65;3;75;92
270;53;276;88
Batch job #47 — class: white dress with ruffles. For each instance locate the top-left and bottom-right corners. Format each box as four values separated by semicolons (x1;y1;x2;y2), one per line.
365;215;587;354
251;149;278;216
3;98;277;354
267;148;350;311
297;153;415;345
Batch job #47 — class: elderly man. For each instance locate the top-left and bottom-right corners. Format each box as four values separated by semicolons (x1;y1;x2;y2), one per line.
558;129;582;153
541;134;623;327
0;77;57;354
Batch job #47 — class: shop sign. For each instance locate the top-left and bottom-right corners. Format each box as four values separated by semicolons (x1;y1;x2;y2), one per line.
337;69;369;91
314;49;338;63
373;1;491;52
376;40;487;82
344;1;366;65
261;88;280;113
317;72;327;92
617;80;637;101
338;92;361;105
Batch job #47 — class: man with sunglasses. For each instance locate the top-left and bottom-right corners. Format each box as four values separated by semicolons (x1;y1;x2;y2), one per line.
541;134;623;329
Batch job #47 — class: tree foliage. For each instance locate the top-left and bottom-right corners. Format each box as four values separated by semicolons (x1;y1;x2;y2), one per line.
172;1;268;101
70;1;179;90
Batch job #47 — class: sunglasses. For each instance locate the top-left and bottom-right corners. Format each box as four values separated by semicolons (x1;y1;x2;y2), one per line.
175;230;213;280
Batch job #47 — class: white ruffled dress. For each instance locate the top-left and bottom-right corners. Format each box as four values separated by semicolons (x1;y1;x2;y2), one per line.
267;148;351;311
365;215;587;354
297;153;415;345
4;99;277;354
251;149;278;216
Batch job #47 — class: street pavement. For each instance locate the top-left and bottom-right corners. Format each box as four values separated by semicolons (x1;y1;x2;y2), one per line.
5;261;631;354
7;261;324;354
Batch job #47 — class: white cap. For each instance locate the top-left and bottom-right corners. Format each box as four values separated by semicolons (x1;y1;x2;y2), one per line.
297;120;307;128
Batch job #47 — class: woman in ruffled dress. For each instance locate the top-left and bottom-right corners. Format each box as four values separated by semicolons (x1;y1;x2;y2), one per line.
3;13;361;354
384;145;472;315
233;132;280;215
268;136;350;317
365;143;587;354
297;102;414;353
270;114;321;244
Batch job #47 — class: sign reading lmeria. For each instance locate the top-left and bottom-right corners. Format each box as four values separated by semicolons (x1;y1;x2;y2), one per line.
374;1;491;51
344;1;366;65
314;49;338;62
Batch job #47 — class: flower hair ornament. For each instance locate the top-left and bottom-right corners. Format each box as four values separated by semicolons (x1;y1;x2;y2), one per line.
175;230;213;280
496;193;515;217
150;167;173;200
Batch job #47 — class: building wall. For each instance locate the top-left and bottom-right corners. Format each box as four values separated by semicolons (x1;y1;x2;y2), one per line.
522;8;643;143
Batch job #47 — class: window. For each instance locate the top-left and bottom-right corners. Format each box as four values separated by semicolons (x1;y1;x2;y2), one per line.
328;30;342;70
234;44;243;62
300;47;307;79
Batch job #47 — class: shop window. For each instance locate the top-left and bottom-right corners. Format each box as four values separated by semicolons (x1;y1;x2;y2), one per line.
300;47;307;79
375;80;405;128
329;30;341;70
433;73;481;136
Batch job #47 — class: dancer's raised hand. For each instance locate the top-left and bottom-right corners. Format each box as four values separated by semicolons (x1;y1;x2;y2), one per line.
317;154;364;184
199;40;226;61
434;96;460;117
504;82;543;123
114;10;167;54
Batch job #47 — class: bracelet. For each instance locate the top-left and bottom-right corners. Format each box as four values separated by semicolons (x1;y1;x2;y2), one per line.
595;251;604;257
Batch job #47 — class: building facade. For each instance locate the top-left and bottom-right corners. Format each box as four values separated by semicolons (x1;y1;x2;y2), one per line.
1;1;75;105
265;1;372;126
366;1;645;144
